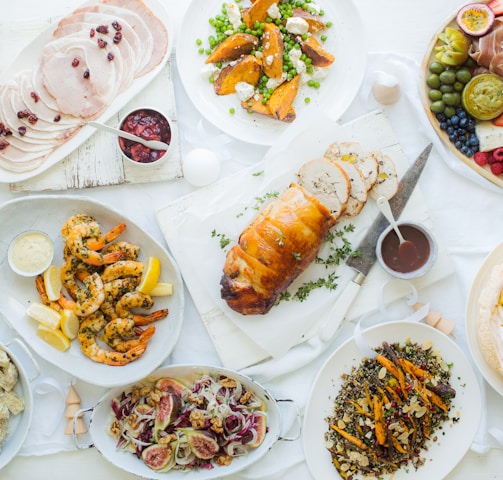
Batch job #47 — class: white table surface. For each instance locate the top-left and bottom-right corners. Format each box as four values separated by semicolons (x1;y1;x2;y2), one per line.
1;0;503;479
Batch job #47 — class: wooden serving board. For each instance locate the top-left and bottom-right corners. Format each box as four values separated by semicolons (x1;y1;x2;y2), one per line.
419;10;503;189
0;20;183;192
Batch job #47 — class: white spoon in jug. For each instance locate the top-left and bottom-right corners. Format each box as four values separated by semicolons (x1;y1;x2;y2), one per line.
376;196;419;263
88;121;170;150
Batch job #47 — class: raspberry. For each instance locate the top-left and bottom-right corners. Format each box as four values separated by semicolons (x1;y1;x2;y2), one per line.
490;161;503;175
492;147;503;161
473;151;489;166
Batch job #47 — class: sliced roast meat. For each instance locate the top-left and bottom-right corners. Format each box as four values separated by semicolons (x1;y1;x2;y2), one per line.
296;157;350;220
40;34;119;118
102;0;168;75
369;151;398;200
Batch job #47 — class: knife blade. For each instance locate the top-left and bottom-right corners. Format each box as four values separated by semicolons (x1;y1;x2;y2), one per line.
319;143;433;342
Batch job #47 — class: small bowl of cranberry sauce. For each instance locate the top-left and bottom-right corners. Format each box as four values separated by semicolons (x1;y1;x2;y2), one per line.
118;107;171;165
376;221;438;280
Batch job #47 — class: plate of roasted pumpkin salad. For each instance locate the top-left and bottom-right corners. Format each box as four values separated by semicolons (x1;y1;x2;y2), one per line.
176;0;366;145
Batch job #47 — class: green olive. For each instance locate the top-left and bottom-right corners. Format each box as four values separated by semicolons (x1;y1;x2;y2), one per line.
453;81;465;92
426;74;441;89
443;92;460;106
444;106;456;118
439;70;457;85
456;68;472;84
429;61;445;74
430;100;445;113
440;84;454;93
429;89;443;101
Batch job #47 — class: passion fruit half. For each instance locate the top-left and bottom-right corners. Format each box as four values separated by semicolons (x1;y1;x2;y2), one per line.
462;73;503;120
456;3;495;37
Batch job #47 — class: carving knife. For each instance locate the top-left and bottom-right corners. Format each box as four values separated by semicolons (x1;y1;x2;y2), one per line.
319;143;433;341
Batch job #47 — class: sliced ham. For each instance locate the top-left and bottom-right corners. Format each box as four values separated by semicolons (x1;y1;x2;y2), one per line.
40;34;119;118
469;18;503;76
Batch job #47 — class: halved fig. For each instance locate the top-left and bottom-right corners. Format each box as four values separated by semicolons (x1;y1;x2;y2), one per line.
142;444;175;471
156;377;188;396
246;414;267;448
153;393;181;441
182;429;220;459
456;3;495;37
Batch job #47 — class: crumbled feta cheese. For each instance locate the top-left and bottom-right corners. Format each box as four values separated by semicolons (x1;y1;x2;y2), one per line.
235;82;255;101
265;55;274;66
226;2;242;30
308;2;321;14
255;50;263;61
266;73;286;90
267;3;281;19
200;63;221;80
286;17;309;35
311;66;329;81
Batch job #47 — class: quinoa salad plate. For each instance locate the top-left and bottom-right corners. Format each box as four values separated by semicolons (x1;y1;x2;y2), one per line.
303;320;481;480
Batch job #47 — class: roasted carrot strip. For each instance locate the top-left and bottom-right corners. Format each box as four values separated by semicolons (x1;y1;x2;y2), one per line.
391;435;408;454
426;388;448;412
399;357;429;380
330;424;367;450
373;395;387;446
385;385;402;405
376;355;400;379
377;386;390;404
350;400;372;418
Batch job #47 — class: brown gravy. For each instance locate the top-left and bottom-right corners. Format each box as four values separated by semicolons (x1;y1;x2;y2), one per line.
380;225;430;273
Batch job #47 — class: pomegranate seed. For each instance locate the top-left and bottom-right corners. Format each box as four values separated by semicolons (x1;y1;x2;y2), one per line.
113;32;122;44
83;68;90;79
18;126;27;136
90;28;95;38
96;24;109;34
28;114;38;124
30;91;39;102
72;57;80;67
0;139;9;150
17;109;30;119
107;52;114;61
112;21;122;31
53;114;61;123
97;38;107;49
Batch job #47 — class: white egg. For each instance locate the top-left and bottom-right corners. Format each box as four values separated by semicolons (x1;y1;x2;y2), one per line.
183;148;221;187
371;71;401;105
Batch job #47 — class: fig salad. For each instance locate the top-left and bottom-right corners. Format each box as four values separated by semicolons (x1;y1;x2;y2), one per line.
108;373;268;472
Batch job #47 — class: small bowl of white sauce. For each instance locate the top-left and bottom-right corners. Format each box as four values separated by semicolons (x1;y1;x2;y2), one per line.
8;230;54;277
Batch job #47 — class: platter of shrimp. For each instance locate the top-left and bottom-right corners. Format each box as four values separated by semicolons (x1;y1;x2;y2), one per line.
0;194;184;388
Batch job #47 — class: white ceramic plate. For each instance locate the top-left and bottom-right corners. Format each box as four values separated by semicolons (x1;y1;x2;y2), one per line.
0;339;35;471
176;0;365;145
303;321;482;480
0;195;184;388
465;241;503;396
83;364;283;479
0;0;173;184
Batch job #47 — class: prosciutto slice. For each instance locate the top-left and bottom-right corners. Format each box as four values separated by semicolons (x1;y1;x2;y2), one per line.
469;18;503;76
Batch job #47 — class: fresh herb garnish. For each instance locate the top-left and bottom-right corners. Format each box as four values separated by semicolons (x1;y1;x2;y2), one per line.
211;229;231;249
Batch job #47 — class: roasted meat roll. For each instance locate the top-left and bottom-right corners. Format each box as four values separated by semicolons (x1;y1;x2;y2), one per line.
220;183;336;315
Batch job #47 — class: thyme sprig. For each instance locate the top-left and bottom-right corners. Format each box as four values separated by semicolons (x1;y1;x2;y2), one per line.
211;229;231;250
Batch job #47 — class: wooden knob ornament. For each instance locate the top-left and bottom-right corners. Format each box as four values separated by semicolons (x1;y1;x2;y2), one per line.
413;302;456;337
64;384;87;435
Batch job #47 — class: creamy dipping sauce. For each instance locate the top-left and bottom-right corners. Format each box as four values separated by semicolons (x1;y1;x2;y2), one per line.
9;231;54;275
380;225;430;274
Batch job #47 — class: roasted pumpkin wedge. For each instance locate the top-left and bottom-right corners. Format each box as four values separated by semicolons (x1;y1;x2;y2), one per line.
267;74;300;121
206;33;259;64
241;94;296;123
242;0;278;29
214;55;262;95
262;23;284;79
291;7;327;32
300;36;334;67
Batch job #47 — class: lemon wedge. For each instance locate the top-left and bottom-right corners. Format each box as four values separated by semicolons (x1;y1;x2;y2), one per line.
149;282;174;296
27;302;61;330
36;324;70;352
60;309;79;340
137;256;161;294
43;264;62;301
